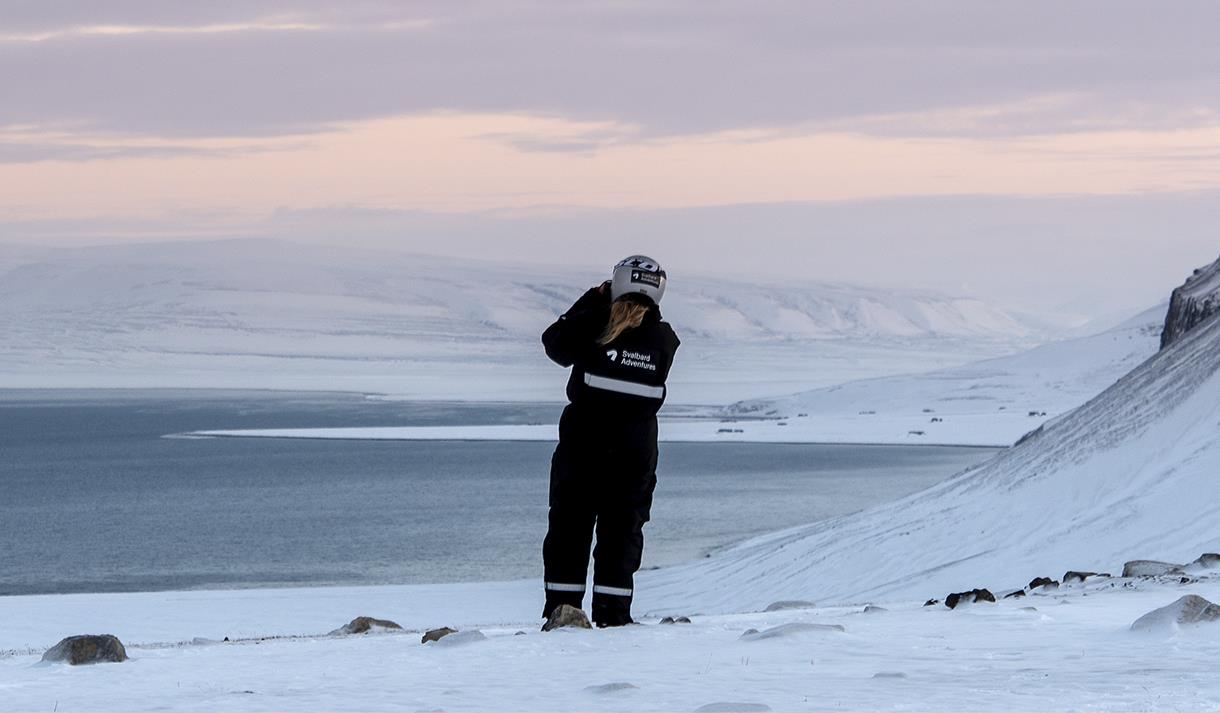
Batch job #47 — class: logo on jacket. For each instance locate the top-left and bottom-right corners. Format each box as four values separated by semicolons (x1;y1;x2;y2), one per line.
606;349;618;362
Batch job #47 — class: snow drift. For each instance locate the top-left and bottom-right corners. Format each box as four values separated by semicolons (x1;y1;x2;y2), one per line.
643;259;1220;612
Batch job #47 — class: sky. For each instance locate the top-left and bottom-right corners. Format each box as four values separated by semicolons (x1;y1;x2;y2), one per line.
1;1;1218;316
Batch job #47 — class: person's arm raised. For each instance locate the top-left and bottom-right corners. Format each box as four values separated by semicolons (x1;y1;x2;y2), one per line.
542;284;611;367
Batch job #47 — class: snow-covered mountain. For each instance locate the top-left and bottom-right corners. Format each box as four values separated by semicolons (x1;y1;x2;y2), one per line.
706;303;1164;445
0;239;1055;402
644;258;1220;611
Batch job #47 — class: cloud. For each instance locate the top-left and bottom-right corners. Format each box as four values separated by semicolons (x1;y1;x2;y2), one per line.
1;1;1217;139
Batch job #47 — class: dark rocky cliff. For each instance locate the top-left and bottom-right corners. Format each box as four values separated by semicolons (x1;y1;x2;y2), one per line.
1161;255;1220;349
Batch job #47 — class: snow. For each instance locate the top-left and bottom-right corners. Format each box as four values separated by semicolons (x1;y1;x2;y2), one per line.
0;239;1063;404
5;575;1220;712
187;304;1162;447
641;310;1220;612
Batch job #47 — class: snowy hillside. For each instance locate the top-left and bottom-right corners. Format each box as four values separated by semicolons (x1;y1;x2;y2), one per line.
643;302;1220;612
0;239;1055;403
713;303;1165;445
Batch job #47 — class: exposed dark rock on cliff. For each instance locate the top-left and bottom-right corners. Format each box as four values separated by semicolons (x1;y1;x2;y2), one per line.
1161;255;1220;349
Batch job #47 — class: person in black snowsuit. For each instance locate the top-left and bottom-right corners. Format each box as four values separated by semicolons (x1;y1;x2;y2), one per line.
541;255;680;627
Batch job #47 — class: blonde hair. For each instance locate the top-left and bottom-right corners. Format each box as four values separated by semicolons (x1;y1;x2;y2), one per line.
598;299;651;345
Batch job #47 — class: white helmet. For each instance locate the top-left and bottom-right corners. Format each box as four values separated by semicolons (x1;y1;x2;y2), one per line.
610;255;666;304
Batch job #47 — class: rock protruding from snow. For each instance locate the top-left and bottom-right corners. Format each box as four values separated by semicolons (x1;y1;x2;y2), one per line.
739;623;845;641
1161;255;1220;349
660;616;692;624
421;627;457;644
1122;560;1185;578
433;629;486;646
1131;595;1220;633
41;634;128;665
542;604;592;632
1063;571;1108;584
331;616;403;636
763;600;815;612
1029;577;1059;590
945;589;996;609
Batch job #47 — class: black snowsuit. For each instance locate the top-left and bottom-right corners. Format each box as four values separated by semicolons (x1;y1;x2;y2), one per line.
541;287;680;626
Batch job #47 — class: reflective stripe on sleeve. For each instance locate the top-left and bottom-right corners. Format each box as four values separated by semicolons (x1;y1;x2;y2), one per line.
545;581;587;592
592;584;634;597
583;373;664;399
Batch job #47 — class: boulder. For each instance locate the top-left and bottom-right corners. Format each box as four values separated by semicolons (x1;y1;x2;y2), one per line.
1063;571;1109;584
1131;595;1220;632
331;616;403;636
1191;553;1220;569
945;589;996;609
542;604;592;632
1028;577;1058;590
41;635;127;665
1003;590;1027;600
923;599;940;607
1122;560;1184;578
763;600;815;612
421;627;457;644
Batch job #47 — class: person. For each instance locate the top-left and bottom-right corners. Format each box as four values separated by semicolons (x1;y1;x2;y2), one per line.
540;255;680;628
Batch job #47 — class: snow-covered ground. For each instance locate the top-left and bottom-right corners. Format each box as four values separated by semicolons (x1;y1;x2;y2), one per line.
190;304;1162;446
0;239;1063;404
5;566;1220;712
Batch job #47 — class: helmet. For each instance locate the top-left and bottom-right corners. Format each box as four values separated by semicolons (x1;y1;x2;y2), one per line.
610;255;666;304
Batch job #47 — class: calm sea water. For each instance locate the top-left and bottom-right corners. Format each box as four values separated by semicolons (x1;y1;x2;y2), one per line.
0;390;997;596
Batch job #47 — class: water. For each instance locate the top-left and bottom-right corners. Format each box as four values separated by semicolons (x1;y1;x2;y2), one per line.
0;390;998;596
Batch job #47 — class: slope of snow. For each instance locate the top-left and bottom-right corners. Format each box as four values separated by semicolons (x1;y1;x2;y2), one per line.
0;239;1058;403
642;311;1220;613
192;304;1163;446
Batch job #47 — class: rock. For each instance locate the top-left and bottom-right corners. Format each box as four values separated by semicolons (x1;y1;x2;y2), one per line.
1003;590;1027;600
694;703;772;712
660;616;692;624
434;629;485;647
421;627;458;644
1063;571;1109;584
542;604;592;632
1160;255;1220;349
1191;553;1220;569
946;588;995;610
41;635;127;665
763;600;815;612
740;623;845;641
585;682;639;694
923;599;940;607
1028;577;1058;590
1122;560;1185;578
945;589;996;609
1131;595;1220;632
863;605;888;614
332;616;403;636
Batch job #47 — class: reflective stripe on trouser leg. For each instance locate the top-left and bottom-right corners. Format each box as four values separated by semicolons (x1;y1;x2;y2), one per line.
592;584;633;597
545;582;587;593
